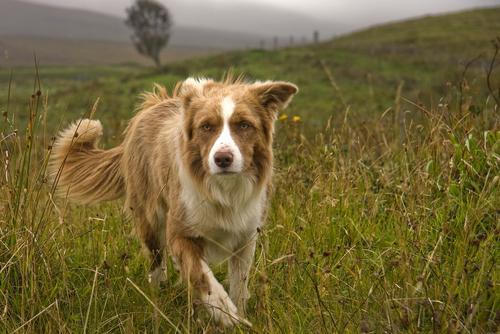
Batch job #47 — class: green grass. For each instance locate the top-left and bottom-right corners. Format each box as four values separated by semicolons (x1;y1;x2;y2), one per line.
1;7;499;333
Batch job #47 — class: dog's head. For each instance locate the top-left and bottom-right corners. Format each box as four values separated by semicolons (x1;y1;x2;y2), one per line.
179;77;298;189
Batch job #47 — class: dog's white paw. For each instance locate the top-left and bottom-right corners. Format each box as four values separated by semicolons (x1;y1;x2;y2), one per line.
200;261;251;327
148;267;167;286
203;281;252;328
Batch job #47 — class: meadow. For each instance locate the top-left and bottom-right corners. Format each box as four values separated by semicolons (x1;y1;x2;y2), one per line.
1;8;499;333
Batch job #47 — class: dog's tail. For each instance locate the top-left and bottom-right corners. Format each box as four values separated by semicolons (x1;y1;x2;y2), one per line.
48;119;125;205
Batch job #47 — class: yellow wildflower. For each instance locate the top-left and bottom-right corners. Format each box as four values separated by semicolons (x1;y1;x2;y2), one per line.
292;115;301;123
279;114;288;121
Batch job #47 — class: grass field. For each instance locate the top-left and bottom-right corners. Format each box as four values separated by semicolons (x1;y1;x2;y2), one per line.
1;7;499;333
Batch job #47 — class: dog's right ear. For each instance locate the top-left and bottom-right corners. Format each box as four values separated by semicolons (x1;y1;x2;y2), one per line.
179;77;213;110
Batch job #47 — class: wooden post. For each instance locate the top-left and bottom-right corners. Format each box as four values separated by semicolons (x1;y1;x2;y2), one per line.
313;30;319;44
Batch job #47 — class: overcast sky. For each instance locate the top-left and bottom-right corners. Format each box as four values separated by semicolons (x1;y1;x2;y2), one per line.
19;0;500;36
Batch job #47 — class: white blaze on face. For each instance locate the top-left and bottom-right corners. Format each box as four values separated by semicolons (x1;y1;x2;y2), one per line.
208;96;243;174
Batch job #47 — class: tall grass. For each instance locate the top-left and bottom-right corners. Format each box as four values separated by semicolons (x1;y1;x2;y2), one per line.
1;56;499;333
270;82;498;332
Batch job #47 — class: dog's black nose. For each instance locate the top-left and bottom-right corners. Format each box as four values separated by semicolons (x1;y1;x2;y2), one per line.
214;151;233;168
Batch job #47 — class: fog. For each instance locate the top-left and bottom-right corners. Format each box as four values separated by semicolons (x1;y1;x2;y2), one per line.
16;0;500;37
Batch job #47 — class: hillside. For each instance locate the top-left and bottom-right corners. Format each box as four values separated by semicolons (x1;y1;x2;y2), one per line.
332;7;500;62
0;0;131;41
0;8;498;332
8;0;341;37
0;0;266;46
0;0;269;66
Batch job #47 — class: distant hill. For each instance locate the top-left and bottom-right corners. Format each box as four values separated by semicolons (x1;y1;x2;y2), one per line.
0;0;272;66
315;6;500;94
331;6;500;58
0;0;130;41
2;0;498;68
0;0;266;47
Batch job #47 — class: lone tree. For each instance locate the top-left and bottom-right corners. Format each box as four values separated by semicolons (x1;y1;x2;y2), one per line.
125;0;172;67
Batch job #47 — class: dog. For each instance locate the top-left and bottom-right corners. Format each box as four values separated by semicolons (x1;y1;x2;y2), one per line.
48;76;298;327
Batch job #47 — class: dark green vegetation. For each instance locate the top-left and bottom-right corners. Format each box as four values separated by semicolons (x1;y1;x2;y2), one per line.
1;7;499;333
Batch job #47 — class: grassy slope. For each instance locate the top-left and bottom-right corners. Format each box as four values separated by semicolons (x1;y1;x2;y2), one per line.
0;7;499;333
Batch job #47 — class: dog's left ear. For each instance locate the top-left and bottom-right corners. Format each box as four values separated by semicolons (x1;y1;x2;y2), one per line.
250;81;298;111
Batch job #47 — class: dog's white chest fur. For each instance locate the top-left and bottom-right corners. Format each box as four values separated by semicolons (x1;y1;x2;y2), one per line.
179;172;264;264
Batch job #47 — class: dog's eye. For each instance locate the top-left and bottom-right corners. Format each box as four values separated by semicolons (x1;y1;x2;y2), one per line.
239;122;251;130
201;123;213;131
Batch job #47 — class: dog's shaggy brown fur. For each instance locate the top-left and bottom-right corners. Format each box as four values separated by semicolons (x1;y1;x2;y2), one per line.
48;76;298;327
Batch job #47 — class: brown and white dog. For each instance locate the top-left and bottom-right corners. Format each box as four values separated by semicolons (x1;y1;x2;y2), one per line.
48;76;298;327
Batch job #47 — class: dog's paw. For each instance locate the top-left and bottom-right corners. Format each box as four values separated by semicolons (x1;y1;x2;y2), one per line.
203;282;252;328
148;267;167;287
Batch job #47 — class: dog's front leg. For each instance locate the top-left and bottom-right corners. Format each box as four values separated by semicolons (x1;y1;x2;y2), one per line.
169;235;250;327
229;234;257;315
